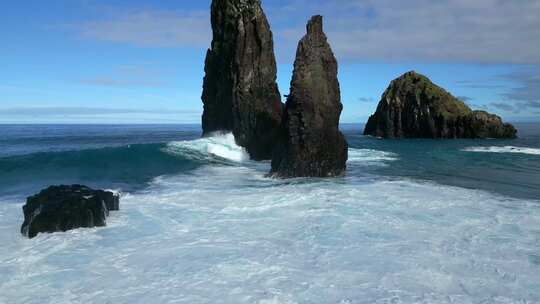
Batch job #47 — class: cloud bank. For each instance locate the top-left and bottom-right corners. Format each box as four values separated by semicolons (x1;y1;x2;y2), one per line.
0;107;199;116
0;107;202;124
66;1;540;120
72;1;540;64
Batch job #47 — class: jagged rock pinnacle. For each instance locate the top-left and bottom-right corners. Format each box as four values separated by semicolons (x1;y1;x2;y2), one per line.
270;15;348;178
201;0;283;160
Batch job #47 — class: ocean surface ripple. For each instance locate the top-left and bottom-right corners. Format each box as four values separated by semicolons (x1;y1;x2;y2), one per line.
0;124;539;303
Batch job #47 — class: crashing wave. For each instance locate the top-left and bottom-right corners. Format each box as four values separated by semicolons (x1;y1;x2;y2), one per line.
2;167;538;303
164;132;249;163
165;139;398;167
347;148;399;165
463;146;540;156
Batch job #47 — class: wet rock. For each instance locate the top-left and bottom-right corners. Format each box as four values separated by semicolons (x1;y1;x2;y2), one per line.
202;0;283;160
270;16;348;178
364;71;517;139
20;185;120;238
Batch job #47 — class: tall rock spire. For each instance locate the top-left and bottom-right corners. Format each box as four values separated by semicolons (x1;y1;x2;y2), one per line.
201;0;283;160
270;16;348;178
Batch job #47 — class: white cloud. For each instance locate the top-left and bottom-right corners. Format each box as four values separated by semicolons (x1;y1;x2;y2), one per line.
268;0;540;64
76;9;211;48
71;1;540;64
501;67;540;103
0;107;202;124
0;107;200;115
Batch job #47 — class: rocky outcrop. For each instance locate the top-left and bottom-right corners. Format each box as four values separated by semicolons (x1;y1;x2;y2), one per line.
270;16;348;178
21;185;120;239
363;71;517;139
202;0;283;160
459;110;518;138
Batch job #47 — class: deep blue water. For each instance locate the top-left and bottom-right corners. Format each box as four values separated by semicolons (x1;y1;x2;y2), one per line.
1;123;539;200
344;123;540;200
0;124;539;303
0;124;203;196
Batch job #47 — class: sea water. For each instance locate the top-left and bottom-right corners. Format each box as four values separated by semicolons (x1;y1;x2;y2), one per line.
0;124;539;303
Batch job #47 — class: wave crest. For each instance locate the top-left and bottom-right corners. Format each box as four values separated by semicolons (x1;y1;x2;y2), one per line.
164;133;249;163
463;146;540;156
348;148;399;165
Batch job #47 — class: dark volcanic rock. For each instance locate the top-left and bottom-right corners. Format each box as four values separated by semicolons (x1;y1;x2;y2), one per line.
461;110;518;139
21;185;120;238
202;0;283;160
270;16;348;178
363;71;517;139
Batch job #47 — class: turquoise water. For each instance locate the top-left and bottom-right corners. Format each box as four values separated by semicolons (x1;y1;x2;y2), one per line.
0;124;539;303
343;123;540;200
1;124;539;199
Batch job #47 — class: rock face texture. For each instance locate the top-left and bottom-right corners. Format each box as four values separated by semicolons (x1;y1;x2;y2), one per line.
202;0;283;160
364;71;517;139
459;110;518;138
21;185;120;239
270;16;348;178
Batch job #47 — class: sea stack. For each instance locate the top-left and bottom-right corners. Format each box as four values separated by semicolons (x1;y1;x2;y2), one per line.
201;0;283;160
364;71;517;139
270;16;348;178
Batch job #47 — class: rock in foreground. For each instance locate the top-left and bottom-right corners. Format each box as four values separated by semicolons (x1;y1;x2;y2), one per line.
363;71;517;139
202;0;283;160
271;16;348;178
21;185;120;239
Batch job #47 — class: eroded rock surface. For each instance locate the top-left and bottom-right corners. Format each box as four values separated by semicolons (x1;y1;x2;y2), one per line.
364;71;517;139
21;185;120;238
271;16;348;178
202;0;283;160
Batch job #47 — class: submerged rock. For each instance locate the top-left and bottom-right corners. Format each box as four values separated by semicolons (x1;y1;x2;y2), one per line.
270;16;348;178
201;0;283;160
21;185;120;239
363;71;517;139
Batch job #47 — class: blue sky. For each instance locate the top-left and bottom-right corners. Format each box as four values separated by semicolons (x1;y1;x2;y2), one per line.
1;0;539;123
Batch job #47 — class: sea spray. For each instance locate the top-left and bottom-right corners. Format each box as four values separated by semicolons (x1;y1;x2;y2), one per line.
463;146;540;155
1;162;539;303
347;148;399;165
1;124;540;303
164;133;249;163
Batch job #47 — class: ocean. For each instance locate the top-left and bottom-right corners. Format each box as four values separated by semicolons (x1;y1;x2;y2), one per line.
0;123;539;303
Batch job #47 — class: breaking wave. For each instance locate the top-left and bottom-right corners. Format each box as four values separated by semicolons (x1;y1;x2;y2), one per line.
463;146;540;156
2;128;540;303
348;148;399;166
164;133;249;163
1;164;539;303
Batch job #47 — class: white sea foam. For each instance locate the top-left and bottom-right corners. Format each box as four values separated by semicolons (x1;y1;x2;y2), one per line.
348;148;398;165
164;132;249;163
463;145;540;155
164;135;399;168
1;161;539;303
